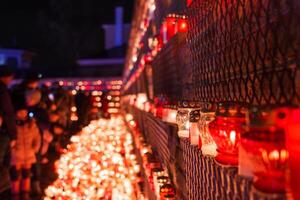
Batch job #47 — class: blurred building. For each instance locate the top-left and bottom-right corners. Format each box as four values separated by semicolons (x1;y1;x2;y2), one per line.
76;6;130;78
0;48;35;69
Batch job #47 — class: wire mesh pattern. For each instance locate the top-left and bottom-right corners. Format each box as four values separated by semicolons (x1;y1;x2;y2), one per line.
187;0;300;106
152;33;191;103
181;138;287;200
125;105;287;199
125;106;188;199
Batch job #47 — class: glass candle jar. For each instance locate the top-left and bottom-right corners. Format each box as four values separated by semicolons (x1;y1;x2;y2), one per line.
176;101;202;138
156;176;170;196
189;109;201;145
166;14;177;41
198;108;217;156
242;107;289;193
176;109;190;138
209;103;245;165
186;0;193;7
177;17;188;33
162;194;175;200
286;108;300;199
159;183;175;199
176;101;191;138
152;168;167;196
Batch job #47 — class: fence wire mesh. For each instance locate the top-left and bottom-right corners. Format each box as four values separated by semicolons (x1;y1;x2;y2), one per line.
188;0;300;106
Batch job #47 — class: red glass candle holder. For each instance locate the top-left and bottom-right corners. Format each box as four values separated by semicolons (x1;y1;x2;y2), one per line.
159;183;175;199
208;103;245;165
177;17;188;33
186;0;192;7
242;107;289;193
144;53;153;65
155;34;163;51
286;108;300;199
156;106;164;119
165;15;177;41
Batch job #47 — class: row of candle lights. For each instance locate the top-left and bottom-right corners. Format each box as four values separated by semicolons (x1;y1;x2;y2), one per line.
125;114;177;200
122;95;300;198
123;0;156;80
44;116;144;200
123;14;188;92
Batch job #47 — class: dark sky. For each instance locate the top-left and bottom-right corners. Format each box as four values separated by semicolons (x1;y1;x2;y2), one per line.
0;0;133;70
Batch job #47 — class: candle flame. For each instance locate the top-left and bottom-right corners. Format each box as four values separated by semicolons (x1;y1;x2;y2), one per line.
229;130;236;144
185;121;190;130
44;116;140;199
269;150;280;161
280;149;289;163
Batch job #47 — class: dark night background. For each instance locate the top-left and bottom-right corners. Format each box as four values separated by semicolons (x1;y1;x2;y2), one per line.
0;0;134;76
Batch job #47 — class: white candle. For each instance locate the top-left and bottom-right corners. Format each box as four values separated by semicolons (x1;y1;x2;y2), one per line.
189;123;199;145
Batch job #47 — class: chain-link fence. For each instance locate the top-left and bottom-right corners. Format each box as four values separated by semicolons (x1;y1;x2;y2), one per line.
188;0;300;106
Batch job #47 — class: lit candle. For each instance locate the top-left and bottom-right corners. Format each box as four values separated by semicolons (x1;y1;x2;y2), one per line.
268;150;280;161
208;103;245;166
189;110;201;145
176;109;190;138
165;15;177;41
177;17;188;33
229;130;236;146
198;108;217;156
186;0;192;7
243;107;289;193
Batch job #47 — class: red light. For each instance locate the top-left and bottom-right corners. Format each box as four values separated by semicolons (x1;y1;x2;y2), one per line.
241;108;289;193
166;16;177;41
209;104;245;165
144;54;153;64
186;0;192;7
178;18;188;33
286;109;300;199
155;106;163;119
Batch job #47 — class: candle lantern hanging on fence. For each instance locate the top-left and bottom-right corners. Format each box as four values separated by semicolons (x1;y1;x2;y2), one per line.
155;175;170;197
189;109;201;145
286;108;300;199
198;104;217;157
152;168;167;193
144;53;153;65
241;107;289;193
177;16;188;33
165;14;177;41
176;101;201;138
208;103;245;166
186;0;192;7
159;183;175;199
176;101;191;138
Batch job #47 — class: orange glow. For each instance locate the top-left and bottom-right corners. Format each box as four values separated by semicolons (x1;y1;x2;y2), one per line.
229;130;236;145
44;117;140;199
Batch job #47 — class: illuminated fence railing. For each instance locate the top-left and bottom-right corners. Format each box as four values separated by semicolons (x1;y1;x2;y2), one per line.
121;0;300;199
